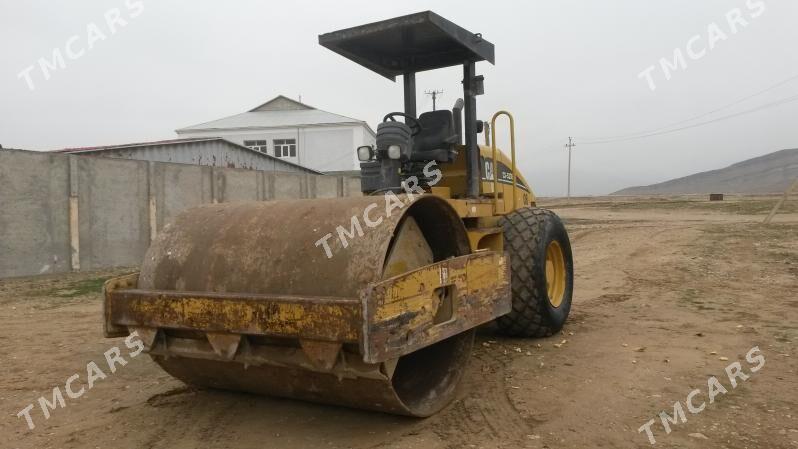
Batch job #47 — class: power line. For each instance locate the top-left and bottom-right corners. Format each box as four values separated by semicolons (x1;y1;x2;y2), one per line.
578;73;798;143
580;92;798;145
424;89;443;111
564;137;576;198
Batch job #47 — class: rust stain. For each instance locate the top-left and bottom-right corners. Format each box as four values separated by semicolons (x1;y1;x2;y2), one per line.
108;289;361;342
361;252;510;364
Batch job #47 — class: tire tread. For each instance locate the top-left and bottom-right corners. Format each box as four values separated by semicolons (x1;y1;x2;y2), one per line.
496;207;566;338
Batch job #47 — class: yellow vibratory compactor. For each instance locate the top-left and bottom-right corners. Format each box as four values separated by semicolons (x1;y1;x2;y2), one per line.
103;11;574;417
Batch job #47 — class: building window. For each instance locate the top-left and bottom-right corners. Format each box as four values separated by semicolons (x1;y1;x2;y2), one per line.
243;140;268;153
273;139;297;158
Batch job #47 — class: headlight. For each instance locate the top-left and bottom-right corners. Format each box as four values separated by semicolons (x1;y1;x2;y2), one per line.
356;146;373;161
387;144;401;160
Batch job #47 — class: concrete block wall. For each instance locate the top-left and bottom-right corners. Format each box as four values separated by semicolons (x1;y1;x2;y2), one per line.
0;151;71;277
76;156;150;271
0;150;361;278
151;163;213;232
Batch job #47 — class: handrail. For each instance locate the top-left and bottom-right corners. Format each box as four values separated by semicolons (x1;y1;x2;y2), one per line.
490;111;517;212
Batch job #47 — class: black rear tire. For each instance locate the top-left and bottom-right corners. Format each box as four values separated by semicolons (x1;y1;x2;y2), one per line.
496;207;574;337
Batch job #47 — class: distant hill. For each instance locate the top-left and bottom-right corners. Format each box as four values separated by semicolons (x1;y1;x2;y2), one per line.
613;148;798;195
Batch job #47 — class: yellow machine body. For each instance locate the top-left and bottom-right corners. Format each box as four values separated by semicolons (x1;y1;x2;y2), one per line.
101;11;570;418
432;111;533;253
102;111;532;416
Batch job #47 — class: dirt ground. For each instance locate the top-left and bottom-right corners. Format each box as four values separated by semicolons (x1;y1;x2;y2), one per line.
2;195;797;449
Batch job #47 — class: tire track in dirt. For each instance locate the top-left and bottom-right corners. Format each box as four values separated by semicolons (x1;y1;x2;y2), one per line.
412;218;670;448
145;388;248;449
194;398;240;449
141;387;256;449
423;343;536;448
139;386;198;449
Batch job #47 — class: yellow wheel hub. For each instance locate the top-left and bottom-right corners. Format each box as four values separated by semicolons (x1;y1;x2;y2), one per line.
545;240;566;307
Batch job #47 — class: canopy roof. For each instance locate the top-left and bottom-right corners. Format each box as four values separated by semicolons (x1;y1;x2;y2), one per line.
319;11;495;80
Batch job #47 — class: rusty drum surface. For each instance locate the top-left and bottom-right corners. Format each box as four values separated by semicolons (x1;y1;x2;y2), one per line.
137;195;477;416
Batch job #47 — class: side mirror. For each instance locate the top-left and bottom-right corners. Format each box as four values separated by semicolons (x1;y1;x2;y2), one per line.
476;120;484;134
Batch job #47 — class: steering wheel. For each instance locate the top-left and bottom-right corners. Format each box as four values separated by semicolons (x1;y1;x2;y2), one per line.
382;112;424;137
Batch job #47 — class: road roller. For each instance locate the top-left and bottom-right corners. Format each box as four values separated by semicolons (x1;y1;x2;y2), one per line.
103;11;574;417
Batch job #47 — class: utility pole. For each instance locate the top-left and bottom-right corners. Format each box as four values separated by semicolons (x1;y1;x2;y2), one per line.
424;89;444;111
564;137;576;199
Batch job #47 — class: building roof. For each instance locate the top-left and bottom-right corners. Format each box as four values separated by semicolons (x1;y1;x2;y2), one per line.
53;137;322;174
53;137;217;153
175;95;376;136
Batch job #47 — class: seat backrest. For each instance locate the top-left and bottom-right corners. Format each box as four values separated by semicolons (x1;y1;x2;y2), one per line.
413;110;456;153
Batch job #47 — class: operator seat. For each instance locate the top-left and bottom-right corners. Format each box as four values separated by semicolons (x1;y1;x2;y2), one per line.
411;110;458;162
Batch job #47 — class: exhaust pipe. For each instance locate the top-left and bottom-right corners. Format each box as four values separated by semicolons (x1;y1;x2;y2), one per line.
452;98;464;145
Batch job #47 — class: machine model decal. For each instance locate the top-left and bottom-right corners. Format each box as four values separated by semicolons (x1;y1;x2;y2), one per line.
481;157;530;192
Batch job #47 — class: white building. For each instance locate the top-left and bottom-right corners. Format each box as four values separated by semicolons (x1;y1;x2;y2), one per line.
175;96;375;172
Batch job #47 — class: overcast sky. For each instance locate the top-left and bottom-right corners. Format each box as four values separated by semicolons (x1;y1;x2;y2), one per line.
2;0;796;195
